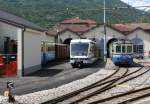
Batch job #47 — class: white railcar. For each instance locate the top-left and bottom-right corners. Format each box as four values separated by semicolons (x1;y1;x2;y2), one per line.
70;39;99;68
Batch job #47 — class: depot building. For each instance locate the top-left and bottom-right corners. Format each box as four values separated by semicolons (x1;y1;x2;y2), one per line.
0;10;55;77
51;18;150;58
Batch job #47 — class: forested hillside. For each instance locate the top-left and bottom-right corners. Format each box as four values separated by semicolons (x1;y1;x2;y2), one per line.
0;0;150;27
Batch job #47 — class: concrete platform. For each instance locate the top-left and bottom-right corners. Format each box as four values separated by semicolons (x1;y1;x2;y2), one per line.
134;58;150;67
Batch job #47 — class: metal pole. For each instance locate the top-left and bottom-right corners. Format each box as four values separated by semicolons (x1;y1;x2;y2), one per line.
103;0;107;62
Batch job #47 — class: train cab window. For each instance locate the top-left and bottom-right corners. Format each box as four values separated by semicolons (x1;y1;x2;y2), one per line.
71;43;89;56
127;45;132;53
116;45;121;53
122;45;126;53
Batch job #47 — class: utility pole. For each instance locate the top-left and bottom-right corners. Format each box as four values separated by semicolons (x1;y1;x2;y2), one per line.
103;0;107;62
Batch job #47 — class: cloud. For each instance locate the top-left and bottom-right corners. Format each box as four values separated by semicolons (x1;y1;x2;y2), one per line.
121;0;150;11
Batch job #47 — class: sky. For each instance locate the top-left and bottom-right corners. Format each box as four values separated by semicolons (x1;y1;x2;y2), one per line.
121;0;150;11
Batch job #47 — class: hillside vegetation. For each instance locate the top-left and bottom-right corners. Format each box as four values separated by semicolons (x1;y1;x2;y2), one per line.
0;0;150;27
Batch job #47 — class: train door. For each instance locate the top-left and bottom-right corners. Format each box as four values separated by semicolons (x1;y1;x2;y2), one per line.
107;38;117;58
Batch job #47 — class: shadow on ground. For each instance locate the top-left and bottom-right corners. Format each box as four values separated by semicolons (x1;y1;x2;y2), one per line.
27;69;63;77
79;59;105;69
118;62;143;68
26;59;70;77
44;59;69;67
132;62;144;67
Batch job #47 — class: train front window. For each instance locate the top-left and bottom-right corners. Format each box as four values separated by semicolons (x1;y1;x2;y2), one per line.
71;43;89;56
116;45;121;53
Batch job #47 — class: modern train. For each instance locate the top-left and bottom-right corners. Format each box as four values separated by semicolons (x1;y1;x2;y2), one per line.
70;39;99;68
111;39;134;66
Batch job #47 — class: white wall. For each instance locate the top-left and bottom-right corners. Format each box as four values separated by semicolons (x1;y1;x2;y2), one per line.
24;29;42;74
127;29;150;57
82;25;124;42
41;33;55;43
82;25;125;57
59;31;79;43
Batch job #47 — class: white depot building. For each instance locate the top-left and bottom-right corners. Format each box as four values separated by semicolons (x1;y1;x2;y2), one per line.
52;18;150;58
0;10;55;76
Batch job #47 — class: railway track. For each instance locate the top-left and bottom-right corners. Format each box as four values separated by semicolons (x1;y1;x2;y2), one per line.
87;66;150;104
69;67;147;104
89;86;150;104
41;67;120;104
42;66;150;104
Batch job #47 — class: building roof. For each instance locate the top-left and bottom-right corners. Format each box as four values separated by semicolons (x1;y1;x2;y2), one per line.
112;23;150;34
59;25;94;34
61;17;97;25
50;18;97;35
0;10;45;32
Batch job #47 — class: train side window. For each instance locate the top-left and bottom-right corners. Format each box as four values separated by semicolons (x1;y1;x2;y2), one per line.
122;45;126;53
127;45;132;53
116;45;121;53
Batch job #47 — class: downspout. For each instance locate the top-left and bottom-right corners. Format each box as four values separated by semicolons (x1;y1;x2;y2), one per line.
55;35;57;59
22;27;25;76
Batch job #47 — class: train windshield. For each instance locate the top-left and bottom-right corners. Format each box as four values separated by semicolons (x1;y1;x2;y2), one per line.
71;43;89;56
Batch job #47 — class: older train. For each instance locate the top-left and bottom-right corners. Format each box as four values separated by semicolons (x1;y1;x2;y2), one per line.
111;39;134;66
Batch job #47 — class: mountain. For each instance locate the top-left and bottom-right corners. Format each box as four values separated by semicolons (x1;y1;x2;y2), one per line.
121;0;150;11
0;0;150;28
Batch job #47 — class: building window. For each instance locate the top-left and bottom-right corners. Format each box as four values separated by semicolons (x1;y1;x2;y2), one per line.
131;37;144;55
133;45;143;54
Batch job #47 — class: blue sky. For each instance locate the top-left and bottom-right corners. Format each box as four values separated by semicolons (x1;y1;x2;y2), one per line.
121;0;150;10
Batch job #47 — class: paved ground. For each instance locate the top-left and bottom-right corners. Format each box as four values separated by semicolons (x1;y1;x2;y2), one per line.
0;59;105;95
134;58;150;67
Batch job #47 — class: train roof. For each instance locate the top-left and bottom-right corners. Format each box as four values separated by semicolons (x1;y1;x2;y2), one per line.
71;39;95;43
113;40;133;44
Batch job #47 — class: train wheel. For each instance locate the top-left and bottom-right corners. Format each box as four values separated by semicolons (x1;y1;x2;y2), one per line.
78;63;83;69
71;64;75;68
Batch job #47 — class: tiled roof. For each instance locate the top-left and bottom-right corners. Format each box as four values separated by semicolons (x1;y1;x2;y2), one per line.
59;25;94;33
112;24;134;32
112;23;150;33
0;10;45;32
61;17;97;25
51;18;97;35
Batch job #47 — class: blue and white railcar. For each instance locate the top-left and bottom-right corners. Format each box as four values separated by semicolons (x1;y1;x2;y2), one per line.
111;39;134;66
70;39;99;68
41;42;55;66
